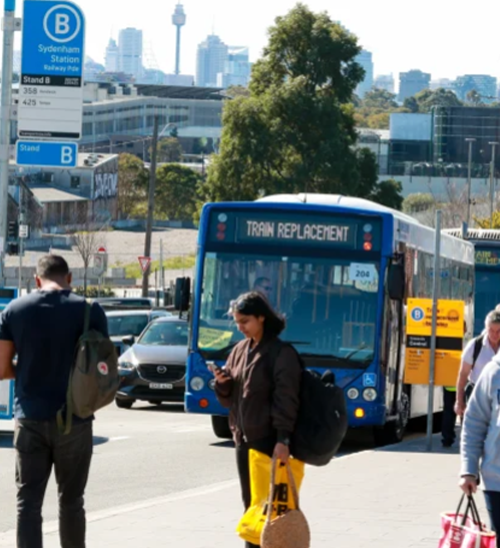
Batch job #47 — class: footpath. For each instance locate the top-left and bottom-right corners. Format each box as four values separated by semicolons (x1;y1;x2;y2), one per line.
0;434;485;548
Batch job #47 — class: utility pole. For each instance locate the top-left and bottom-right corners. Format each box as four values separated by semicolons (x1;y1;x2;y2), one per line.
18;182;23;295
0;0;18;285
465;138;475;228
142;115;159;298
489;141;499;228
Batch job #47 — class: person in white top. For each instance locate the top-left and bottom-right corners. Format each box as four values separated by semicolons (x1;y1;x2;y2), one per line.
455;310;500;417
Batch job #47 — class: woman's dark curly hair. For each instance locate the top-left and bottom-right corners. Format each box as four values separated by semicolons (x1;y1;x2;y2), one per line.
232;291;286;338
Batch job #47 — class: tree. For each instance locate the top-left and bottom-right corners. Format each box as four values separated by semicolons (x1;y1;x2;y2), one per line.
402;193;435;213
403;96;419;113
414;88;463;113
155;164;201;221
369;179;404;210
117;153;148;219
466;89;483;106
367;112;390;129
226;85;251;98
205;4;387;203
72;217;107;296
362;88;398;111
156;137;183;163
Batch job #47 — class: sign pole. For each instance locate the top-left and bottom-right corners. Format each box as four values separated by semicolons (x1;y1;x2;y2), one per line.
427;209;442;452
0;0;18;283
159;239;164;306
18;183;23;295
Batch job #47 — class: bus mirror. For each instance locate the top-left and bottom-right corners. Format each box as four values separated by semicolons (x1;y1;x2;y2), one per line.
388;263;405;301
175;277;191;312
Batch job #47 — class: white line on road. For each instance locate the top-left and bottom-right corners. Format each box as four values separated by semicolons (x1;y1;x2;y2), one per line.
108;436;131;442
0;479;239;546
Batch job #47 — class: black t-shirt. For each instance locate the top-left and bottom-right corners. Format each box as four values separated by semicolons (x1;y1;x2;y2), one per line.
0;290;108;420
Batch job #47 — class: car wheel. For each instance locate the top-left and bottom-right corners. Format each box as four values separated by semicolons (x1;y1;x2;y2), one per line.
115;398;134;409
211;415;232;439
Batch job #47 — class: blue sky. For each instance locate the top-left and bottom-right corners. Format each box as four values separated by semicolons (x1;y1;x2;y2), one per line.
11;0;500;85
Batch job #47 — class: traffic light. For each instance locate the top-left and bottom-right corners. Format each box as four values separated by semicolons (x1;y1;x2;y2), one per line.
8;221;18;240
7;242;18;256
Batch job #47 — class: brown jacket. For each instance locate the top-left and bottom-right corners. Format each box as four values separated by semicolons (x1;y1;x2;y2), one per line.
215;337;301;444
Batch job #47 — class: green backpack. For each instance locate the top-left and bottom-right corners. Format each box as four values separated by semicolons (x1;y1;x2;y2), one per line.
57;303;119;434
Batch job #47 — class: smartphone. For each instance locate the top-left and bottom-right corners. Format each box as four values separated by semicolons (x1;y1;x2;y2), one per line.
208;363;222;375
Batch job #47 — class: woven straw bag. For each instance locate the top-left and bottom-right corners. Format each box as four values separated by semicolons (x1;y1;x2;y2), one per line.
261;457;310;548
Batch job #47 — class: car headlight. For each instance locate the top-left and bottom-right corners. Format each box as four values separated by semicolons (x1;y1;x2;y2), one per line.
347;388;359;400
363;388;377;402
190;377;205;391
208;379;216;390
118;361;135;371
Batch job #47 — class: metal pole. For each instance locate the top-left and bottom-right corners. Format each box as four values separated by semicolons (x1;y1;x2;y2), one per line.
18;183;22;295
142;115;159;298
427;209;442;452
159;238;164;306
465;138;475;227
489;142;498;227
0;0;16;284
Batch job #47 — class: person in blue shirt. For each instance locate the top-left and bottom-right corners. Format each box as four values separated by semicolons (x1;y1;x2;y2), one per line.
0;254;108;548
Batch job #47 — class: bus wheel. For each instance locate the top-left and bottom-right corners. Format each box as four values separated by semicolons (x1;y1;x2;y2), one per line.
373;393;410;447
211;415;232;439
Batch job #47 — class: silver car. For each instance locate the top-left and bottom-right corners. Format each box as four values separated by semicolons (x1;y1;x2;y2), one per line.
116;316;188;408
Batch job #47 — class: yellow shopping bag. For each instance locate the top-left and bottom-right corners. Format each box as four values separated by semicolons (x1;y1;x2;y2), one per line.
236;450;305;545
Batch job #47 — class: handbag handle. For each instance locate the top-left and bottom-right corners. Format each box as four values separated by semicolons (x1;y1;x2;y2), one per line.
265;456;301;524
454;494;484;531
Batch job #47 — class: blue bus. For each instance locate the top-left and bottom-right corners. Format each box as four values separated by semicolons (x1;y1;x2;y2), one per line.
180;195;475;445
444;228;500;336
0;287;18;421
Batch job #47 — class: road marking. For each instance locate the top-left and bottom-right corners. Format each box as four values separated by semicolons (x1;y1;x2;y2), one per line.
108;436;130;442
0;479;239;545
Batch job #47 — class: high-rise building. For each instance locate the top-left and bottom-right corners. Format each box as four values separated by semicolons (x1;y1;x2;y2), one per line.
355;50;374;98
398;70;431;102
118;28;143;79
430;78;453;91
454;75;498;104
216;46;251;88
374;74;395;94
196;34;228;88
172;3;186;75
105;38;119;73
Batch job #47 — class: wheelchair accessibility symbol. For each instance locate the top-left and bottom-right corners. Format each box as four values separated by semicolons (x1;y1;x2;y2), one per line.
410;307;425;322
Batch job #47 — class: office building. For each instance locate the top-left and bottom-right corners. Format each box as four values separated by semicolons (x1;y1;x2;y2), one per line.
105;38;119;73
165;74;195;86
217;46;251;89
118;28;143;79
355;50;374;98
374;74;395;94
430;78;454;91
196;34;228;88
398;70;431;102
454;75;498;104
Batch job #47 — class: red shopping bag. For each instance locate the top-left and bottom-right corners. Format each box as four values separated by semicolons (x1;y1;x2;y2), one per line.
438;495;496;548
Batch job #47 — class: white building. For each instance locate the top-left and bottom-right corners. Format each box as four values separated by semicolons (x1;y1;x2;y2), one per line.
118;28;143;79
216;46;251;89
196;34;228;88
355;50;374;98
105;38;119;72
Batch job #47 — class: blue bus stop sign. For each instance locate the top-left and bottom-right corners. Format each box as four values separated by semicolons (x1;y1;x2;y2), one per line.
19;1;86;140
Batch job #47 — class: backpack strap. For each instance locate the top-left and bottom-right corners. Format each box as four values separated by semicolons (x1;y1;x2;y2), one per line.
471;335;483;370
56;302;91;435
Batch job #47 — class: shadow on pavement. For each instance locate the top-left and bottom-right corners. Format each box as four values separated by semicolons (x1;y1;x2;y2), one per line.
0;433;13;449
210;440;235;449
380;434;460;455
132;404;185;414
93;436;109;447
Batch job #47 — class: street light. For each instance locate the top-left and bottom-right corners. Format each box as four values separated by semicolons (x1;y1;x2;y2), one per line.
465;138;476;227
489;141;499;228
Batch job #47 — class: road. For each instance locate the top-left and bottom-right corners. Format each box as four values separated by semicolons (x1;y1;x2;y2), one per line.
0;403;417;535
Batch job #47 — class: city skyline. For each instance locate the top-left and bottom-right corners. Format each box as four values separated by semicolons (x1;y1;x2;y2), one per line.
7;0;500;85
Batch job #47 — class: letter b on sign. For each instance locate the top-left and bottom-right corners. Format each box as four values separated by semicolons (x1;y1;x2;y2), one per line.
55;13;70;35
61;146;74;166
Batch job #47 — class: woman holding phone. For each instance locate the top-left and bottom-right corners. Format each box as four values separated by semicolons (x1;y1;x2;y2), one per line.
213;291;302;548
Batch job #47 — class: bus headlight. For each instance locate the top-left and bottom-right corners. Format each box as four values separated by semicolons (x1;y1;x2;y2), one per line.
347;388;359;400
208;379;216;390
363;388;377;402
190;377;205;392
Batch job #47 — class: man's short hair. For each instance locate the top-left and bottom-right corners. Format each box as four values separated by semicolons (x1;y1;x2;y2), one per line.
37;255;70;280
486;310;500;326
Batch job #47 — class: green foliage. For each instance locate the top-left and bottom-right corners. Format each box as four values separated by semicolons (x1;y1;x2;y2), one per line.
117;255;196;279
362;89;398;110
73;286;116;298
156;137;183;163
402;192;435;213
474;212;500;229
225;85;251;98
118;153;149;219
203;3;392;206
370;179;404;211
413;88;463;113
155;164;201;221
466;89;483;106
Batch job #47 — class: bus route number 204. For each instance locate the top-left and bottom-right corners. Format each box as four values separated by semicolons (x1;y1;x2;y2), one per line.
349;263;376;283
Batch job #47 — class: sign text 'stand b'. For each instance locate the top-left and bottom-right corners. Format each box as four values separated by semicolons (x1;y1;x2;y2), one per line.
18;1;86;140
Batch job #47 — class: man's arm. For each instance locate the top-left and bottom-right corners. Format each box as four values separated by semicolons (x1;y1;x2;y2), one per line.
456;360;473;414
0;340;16;380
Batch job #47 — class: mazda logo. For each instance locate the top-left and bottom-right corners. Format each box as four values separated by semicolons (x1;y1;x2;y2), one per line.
157;366;167;374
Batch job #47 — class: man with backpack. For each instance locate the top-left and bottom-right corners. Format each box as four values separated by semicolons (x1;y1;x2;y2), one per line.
0;255;109;548
455;310;500;420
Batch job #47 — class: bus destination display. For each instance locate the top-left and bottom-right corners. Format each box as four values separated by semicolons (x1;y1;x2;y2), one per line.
475;248;500;267
208;210;381;251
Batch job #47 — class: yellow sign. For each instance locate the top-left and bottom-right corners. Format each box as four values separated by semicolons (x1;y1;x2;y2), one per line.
198;327;234;350
404;298;464;387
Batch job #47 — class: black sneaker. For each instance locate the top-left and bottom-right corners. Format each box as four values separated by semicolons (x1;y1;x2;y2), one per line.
442;440;454;448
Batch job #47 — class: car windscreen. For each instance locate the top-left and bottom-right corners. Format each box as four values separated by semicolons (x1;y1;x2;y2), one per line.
138;321;189;346
107;314;149;337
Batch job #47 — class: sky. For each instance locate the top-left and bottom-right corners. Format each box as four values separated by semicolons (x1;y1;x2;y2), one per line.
10;0;500;83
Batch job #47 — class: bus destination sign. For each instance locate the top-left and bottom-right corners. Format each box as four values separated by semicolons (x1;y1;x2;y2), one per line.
475;248;500;267
208;210;382;251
